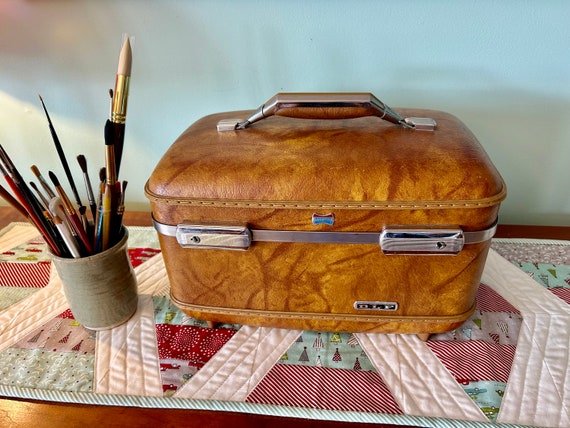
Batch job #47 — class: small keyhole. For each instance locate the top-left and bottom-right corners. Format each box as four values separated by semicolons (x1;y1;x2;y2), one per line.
191;236;201;244
436;241;447;249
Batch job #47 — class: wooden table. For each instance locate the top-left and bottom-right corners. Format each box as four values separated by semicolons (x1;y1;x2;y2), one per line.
0;205;568;427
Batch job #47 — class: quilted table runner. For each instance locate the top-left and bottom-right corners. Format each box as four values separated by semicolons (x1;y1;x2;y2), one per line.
0;223;568;427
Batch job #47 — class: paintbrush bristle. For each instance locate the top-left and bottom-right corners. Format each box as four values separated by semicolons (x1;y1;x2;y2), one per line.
30;165;41;177
38;94;52;124
117;37;132;77
77;154;87;173
48;171;60;187
104;119;114;146
120;180;128;205
99;167;106;183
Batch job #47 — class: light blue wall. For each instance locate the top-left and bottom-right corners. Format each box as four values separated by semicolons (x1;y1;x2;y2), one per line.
1;0;569;225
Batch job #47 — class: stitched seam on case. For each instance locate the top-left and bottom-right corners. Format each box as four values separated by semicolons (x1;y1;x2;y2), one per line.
145;196;505;210
144;181;507;210
170;295;476;324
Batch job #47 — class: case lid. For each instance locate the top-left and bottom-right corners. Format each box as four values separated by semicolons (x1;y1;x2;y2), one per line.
145;108;506;210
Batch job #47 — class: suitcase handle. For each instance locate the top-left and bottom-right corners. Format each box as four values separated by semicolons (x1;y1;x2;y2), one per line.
216;93;436;131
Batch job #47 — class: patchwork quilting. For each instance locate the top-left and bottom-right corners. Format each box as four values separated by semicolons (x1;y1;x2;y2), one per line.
0;225;568;427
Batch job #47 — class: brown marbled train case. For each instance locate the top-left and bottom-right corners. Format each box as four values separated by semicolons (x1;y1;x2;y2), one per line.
145;93;506;334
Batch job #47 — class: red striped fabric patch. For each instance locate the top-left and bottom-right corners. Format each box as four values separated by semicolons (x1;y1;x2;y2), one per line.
0;261;51;288
550;288;570;305
477;284;520;314
247;364;402;415
426;340;515;383
128;248;161;268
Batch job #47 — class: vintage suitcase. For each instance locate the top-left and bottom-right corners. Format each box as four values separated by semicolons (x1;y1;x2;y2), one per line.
145;93;506;335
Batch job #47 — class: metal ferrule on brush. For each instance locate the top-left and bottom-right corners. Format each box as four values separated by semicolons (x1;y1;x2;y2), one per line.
111;75;130;124
105;146;117;185
58;190;76;217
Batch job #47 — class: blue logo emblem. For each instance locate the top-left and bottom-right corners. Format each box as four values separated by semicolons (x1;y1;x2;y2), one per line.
312;213;335;226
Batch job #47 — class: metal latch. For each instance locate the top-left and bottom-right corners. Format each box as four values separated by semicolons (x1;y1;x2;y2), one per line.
379;227;464;255
175;223;252;250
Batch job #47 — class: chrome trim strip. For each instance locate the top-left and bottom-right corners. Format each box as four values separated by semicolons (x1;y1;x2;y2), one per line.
251;230;379;245
152;218;178;237
152;217;497;252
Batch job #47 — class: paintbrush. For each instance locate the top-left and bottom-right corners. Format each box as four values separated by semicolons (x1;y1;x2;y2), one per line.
94;179;114;253
27;181;62;246
30;165;85;242
38;95;85;210
0;182;29;219
114;179;127;237
0;146;65;256
49;171;92;255
30;165;56;199
94;121;120;252
29;181;50;211
49;197;81;258
98;168;106;198
119;180;127;213
77;154;97;220
110;37;132;176
92;167;105;243
52;212;81;258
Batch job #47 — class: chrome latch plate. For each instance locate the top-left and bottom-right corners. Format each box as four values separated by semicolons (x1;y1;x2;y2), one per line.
403;117;437;131
379;227;464;255
176;223;252;250
217;119;243;132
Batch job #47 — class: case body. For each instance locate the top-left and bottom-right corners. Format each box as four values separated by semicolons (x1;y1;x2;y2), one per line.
145;105;506;334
